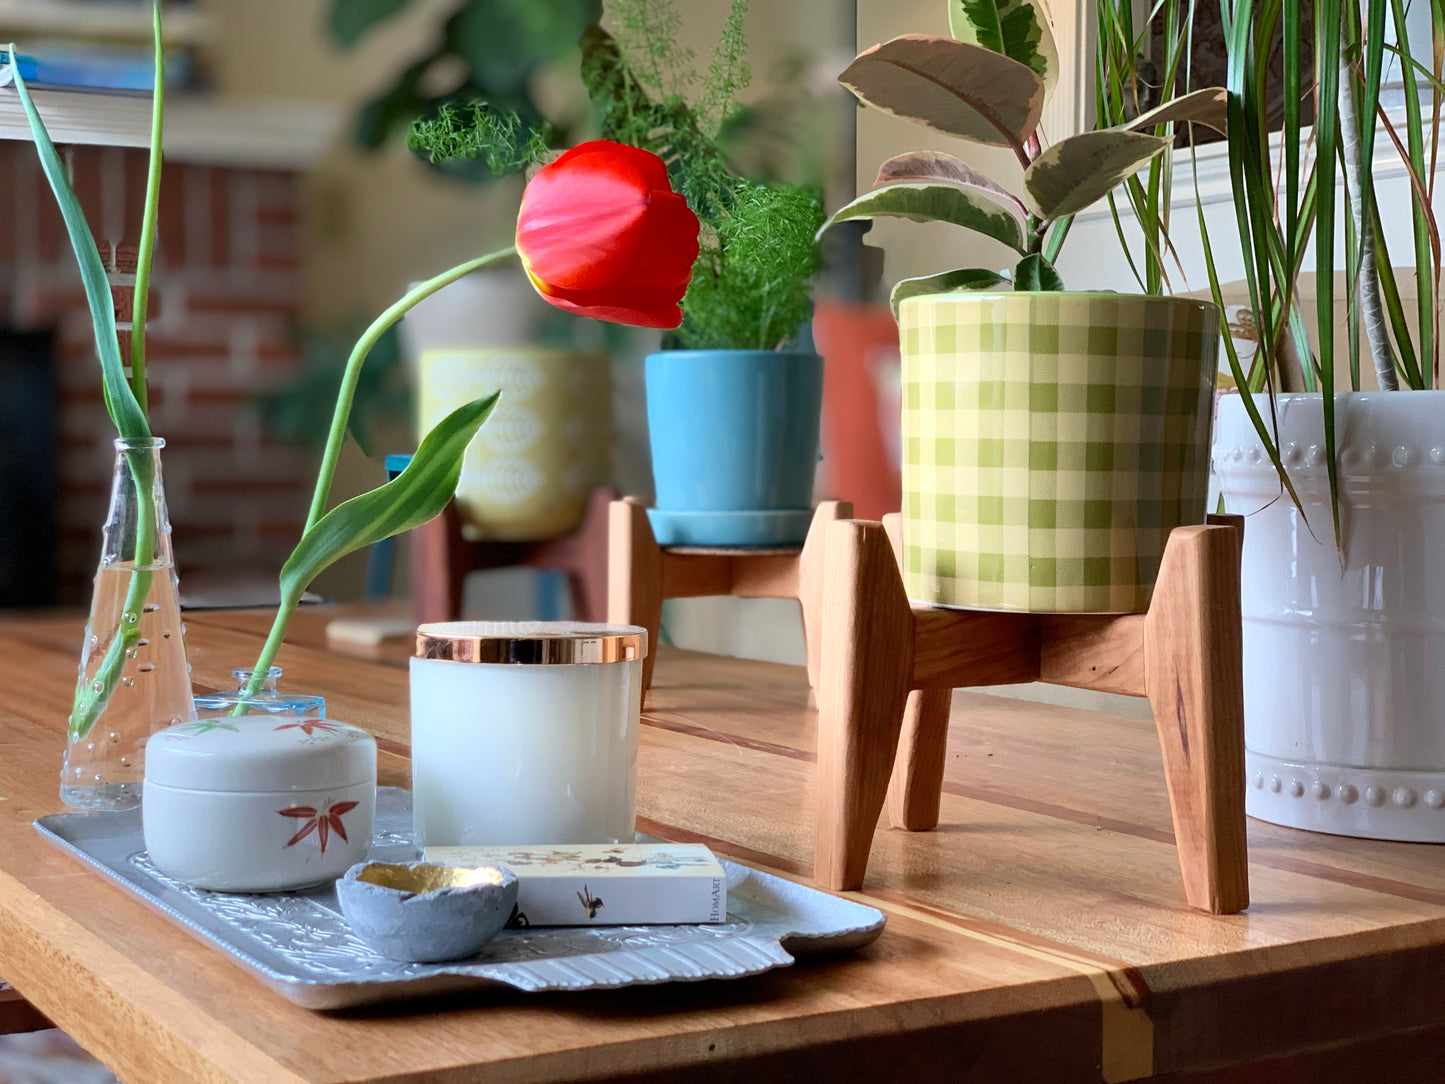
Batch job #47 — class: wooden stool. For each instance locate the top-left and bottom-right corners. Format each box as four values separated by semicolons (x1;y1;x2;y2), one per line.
813;512;1249;914
410;487;616;624
606;499;853;698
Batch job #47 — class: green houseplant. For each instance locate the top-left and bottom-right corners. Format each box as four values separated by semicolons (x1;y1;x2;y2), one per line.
1200;0;1445;840
822;0;1228;612
585;0;827;546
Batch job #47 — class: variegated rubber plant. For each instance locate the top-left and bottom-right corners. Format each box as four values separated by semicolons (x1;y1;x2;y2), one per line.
4;4;501;730
822;0;1228;314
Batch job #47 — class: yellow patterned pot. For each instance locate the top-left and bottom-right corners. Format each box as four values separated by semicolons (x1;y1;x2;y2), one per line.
898;292;1218;613
417;347;611;541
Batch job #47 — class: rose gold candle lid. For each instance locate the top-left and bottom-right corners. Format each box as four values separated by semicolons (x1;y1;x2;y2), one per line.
414;621;648;664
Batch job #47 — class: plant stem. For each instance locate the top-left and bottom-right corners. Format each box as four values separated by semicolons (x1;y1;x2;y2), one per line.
1339;56;1398;389
303;247;518;534
242;246;518;705
70;449;158;738
129;0;165;414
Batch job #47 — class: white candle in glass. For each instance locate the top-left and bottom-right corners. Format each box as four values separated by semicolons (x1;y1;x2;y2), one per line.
409;622;646;846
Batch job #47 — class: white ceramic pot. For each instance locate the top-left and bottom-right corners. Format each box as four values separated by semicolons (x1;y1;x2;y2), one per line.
1215;391;1445;840
143;716;376;891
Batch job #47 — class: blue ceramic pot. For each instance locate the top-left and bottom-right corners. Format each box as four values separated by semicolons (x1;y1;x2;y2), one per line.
644;350;824;546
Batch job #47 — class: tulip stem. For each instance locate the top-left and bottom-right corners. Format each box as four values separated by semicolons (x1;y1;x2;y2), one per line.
304;246;518;534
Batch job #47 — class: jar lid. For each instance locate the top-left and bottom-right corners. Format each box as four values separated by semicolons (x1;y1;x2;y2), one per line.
414;621;648;664
146;716;377;792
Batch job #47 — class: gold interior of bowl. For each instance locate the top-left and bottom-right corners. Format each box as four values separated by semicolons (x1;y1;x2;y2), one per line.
356;862;507;894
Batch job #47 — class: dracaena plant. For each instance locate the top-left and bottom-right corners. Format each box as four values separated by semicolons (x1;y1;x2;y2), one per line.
1192;0;1444;544
823;0;1228;313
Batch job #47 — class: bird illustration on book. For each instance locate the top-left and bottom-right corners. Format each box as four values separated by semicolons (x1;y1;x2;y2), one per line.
577;884;604;919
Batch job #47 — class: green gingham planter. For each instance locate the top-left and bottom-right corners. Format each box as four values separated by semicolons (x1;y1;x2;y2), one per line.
898;292;1218;613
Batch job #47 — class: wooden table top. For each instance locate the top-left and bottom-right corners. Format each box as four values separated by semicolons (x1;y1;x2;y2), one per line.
2;607;1445;1083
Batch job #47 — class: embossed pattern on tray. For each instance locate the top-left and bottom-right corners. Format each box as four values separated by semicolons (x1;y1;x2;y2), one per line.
34;788;885;1009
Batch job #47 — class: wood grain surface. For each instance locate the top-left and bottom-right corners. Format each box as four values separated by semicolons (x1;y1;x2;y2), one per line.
0;607;1444;1082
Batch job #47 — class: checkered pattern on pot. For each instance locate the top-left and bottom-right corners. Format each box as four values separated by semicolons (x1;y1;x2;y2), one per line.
899;292;1218;613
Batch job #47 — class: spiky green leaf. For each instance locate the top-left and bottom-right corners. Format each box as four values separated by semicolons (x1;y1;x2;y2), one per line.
1022;129;1170;221
890;268;1011;317
823;183;1026;254
839;34;1043;151
948;0;1058;99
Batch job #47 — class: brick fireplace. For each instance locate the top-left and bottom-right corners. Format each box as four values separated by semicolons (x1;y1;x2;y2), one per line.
0;142;313;605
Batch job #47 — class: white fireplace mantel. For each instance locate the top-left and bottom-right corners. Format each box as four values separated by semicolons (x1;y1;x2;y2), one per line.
0;86;337;170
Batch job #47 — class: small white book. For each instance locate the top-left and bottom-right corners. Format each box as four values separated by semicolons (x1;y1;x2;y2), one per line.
423;843;728;926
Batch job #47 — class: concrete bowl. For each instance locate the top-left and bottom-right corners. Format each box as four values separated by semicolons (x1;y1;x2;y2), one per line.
337;861;518;962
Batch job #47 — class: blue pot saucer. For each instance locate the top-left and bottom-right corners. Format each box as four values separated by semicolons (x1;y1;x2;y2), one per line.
647;508;814;548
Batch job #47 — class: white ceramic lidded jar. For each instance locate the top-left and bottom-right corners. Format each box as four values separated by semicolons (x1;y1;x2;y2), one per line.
142;716;376;892
410;622;647;847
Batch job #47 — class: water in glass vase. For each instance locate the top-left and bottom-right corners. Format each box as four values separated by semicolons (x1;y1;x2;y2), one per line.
60;437;196;811
60;565;195;810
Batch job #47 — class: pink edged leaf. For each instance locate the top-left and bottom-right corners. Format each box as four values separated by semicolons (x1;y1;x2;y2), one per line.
840;34;1043;151
1022;129;1171;220
329;801;359;817
329;815;350;844
1118;87;1229;136
874;151;1028;221
278;806;318;818
317;815;331;853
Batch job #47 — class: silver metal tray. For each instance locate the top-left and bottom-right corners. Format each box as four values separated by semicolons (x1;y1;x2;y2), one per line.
34;787;885;1009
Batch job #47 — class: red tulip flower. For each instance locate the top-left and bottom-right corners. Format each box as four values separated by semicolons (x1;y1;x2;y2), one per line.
516;140;701;329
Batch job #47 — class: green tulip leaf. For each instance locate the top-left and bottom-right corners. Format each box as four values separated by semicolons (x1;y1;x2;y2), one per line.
948;0;1058;101
1023;129;1170;221
277;392;499;600
6;50;148;441
1013;253;1065;291
1118;86;1229;135
890;268;1012;317
873;151;1028;222
839;34;1044;151
823;183;1027;255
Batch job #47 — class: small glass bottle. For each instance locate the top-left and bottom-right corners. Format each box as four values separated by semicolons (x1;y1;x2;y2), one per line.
192;667;326;720
61;437;196;811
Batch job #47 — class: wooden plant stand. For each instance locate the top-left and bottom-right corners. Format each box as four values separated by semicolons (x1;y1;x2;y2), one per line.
410;487;616;625
813;512;1249;914
607;498;853;697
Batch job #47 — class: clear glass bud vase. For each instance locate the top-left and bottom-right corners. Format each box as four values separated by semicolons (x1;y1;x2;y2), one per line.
61;437;196;810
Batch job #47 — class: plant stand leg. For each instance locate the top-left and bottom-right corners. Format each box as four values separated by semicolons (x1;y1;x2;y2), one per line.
887;688;953;831
797;500;853;695
815;520;915;891
607;498;664;696
1143;524;1250;915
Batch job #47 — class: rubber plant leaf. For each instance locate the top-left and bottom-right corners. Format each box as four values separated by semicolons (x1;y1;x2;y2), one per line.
891;268;1011;317
948;0;1058;102
1023;129;1170;221
822;183;1027;255
874;151;1029;223
1119;86;1229;135
6;51;148;441
277;392;499;600
1013;253;1066;290
839;34;1044;151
